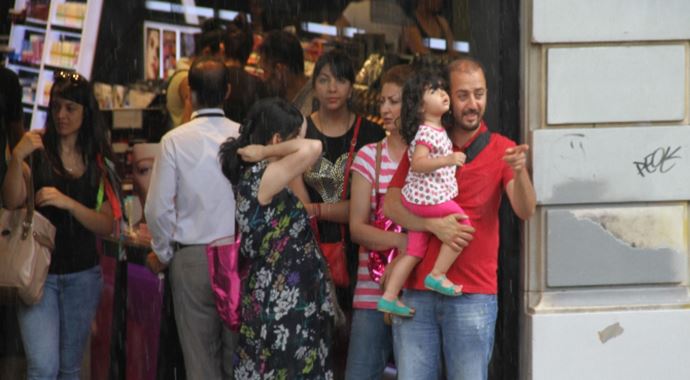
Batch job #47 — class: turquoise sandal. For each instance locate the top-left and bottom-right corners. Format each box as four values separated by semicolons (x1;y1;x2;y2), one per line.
424;274;463;296
377;298;414;317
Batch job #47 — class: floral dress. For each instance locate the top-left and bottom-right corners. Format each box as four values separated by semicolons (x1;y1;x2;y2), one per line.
234;160;335;380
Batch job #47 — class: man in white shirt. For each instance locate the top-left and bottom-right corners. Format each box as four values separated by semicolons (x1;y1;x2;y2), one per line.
145;57;239;380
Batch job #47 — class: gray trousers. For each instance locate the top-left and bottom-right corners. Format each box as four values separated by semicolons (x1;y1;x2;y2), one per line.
169;245;237;380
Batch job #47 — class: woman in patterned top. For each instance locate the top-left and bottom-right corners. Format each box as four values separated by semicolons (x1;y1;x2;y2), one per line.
377;70;470;317
301;49;384;377
219;98;336;379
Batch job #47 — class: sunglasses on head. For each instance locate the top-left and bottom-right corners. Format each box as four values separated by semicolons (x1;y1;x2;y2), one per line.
53;70;87;84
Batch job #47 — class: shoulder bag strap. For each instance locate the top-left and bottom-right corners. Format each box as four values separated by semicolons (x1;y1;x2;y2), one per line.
21;154;35;240
337;115;362;241
374;140;383;195
342;115;362;200
464;130;491;164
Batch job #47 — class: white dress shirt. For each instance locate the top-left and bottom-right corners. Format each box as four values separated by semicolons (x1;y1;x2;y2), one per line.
145;108;240;264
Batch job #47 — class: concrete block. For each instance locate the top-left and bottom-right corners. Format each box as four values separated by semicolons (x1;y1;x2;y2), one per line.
545;206;687;287
533;0;690;42
547;45;685;124
533;126;690;204
528;309;690;380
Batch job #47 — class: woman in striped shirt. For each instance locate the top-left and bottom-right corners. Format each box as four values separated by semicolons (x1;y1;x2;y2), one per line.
345;65;413;379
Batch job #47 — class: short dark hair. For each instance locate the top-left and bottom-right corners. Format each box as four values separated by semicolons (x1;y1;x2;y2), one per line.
224;13;253;65
258;31;304;76
381;64;414;88
194;18;227;56
188;57;229;108
447;55;486;77
311;50;355;88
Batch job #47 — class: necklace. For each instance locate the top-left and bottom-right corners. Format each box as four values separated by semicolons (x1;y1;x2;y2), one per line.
61;153;82;174
317;112;353;137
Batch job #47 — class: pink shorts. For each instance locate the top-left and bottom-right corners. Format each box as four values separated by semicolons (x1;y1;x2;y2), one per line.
402;198;470;258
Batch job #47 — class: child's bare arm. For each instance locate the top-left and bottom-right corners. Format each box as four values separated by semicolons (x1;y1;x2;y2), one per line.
410;145;466;173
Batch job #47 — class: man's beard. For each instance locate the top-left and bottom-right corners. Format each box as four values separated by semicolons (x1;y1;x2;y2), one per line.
456;110;482;131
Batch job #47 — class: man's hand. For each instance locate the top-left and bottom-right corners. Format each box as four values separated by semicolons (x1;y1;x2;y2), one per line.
503;144;529;175
425;214;475;252
238;145;266;163
449;151;467;167
146;252;167;274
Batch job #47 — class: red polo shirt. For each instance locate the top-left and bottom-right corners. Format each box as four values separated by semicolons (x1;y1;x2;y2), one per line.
390;124;515;294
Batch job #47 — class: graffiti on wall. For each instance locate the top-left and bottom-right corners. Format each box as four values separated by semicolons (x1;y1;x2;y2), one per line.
533;126;690;204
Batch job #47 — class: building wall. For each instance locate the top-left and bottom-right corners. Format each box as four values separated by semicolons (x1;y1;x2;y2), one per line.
521;1;690;378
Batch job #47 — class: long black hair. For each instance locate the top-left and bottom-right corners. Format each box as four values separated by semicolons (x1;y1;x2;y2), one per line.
219;97;304;186
401;69;447;145
43;71;113;182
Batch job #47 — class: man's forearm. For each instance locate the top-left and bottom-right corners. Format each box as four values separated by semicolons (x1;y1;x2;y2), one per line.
383;187;429;231
509;170;536;220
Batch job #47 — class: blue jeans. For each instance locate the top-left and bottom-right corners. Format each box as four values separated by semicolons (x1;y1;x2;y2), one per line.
17;265;103;380
345;308;394;380
392;290;497;380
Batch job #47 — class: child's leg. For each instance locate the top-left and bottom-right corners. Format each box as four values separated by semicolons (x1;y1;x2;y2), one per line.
377;253;420;316
412;200;467;295
382;253;421;303
428;243;463;293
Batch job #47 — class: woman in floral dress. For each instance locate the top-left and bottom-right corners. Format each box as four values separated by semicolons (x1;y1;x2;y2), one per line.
219;98;336;379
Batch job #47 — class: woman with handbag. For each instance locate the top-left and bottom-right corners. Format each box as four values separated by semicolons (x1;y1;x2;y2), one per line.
2;70;116;379
345;65;413;379
304;50;385;378
219;98;336;379
301;49;385;377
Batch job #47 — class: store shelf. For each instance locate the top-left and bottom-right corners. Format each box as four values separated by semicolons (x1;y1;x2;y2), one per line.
7;0;103;130
26;17;48;26
44;61;77;71
11;23;46;34
7;61;42;72
47;28;81;39
50;21;83;32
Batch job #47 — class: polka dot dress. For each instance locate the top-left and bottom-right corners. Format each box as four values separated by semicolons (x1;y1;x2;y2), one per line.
402;124;459;205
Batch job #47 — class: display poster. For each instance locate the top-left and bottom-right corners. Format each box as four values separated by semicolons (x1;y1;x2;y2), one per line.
180;32;196;58
163;30;177;79
145;27;161;80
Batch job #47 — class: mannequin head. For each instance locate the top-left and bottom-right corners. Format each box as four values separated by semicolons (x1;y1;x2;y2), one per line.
132;143;160;207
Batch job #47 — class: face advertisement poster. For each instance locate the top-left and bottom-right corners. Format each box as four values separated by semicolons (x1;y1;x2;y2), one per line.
162;30;177;79
145;27;161;80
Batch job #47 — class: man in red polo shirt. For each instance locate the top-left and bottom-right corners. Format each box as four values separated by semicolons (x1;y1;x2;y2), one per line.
383;57;536;380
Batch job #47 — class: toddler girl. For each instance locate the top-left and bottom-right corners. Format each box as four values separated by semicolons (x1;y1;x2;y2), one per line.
377;70;469;317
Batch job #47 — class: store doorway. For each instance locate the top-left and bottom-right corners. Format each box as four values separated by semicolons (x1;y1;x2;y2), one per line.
462;1;522;379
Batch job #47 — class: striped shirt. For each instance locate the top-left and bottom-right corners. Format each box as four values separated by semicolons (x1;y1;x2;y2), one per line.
350;138;402;309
